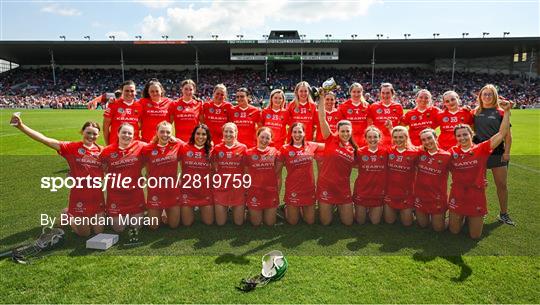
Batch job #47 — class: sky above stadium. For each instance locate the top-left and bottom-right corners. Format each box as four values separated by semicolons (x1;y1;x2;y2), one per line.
1;0;538;41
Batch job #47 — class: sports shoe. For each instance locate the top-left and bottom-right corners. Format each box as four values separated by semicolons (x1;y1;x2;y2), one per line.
497;213;516;226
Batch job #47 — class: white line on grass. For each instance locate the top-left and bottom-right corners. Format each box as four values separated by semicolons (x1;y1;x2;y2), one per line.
510;162;540;174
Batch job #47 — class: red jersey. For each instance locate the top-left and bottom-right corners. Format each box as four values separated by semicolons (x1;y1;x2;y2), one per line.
228;105;261;147
435;108;473;150
338;99;369;145
178;143;213;206
103;99;142;145
448;141;492;216
141;141;183;208
139;97;172;143
244;146;280;209
315;109;342;142
99;140;146;215
413;149;451;213
401;106;440;146
368;101;403;147
202;101;232;143
287;101;318;141
211;142;247;206
261;108;289;147
385;146;419;200
279;142;319;206
169;98;203;142
317;134;355;204
58;141;104;216
354;146;387;204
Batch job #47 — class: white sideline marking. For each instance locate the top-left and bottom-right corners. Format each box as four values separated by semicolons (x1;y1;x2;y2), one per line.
510;162;540;174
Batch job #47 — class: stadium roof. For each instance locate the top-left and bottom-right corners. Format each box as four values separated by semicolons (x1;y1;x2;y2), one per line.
0;37;538;66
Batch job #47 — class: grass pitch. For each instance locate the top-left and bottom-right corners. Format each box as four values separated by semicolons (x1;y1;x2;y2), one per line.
0;109;539;303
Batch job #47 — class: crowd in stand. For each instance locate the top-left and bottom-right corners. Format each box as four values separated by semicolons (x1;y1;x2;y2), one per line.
1;67;538;109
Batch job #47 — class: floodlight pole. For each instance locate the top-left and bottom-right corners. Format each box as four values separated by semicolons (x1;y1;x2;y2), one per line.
120;48;125;82
451;47;456;85
195;47;199;84
300;46;304;82
49;49;57;86
529;49;535;84
371;45;376;87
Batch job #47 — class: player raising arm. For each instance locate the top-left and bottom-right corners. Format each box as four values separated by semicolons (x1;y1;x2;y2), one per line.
11;114;105;237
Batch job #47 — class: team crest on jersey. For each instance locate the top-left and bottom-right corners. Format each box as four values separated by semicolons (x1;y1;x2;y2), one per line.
389;154;395;160
322;191;328;196
187;151;194;157
411;115;417;121
453;153;459;159
420;155;427;161
177;105;184;111
438;159;443;164
111;204;117;209
291;192;297;197
289;151;296;157
252;197;257;202
151;149;158;156
233;112;239;118
76;202;83;208
460;117;465;121
347;109;353;114
218;151;225;158
362;155;369;162
266;113;272;119
294;108;300;113
147;103;153;108
182;194;188;199
77;148;85;155
376;109;383;114
152;195;158;201
111;152;118;158
442;117;449;122
209;108;215;113
118;108;124;114
252;155;259;160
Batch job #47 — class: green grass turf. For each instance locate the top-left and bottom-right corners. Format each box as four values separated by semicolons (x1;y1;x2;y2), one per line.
0;109;539;303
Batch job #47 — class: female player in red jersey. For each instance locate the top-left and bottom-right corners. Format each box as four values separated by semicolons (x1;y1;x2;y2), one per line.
202;84;232;143
169;79;203;142
11;115;104;237
315;91;342;142
354;126;388;224
178;124;214;226
316;97;357;226
401;89;440;146
139;79;173;142
141;121;183;229
414;128;451;232
435;91;473;150
277;122;323;225
103;80;142;145
367;83;403;147
287;81;318;141
338;83;370;146
99;123;146;232
472;84;514;225
261;89;289;147
244;127;281;226
212;122;248;226
447;100;512;239
384;126;419;226
228;88;261;147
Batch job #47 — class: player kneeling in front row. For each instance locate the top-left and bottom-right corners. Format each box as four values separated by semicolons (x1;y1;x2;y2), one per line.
447;99;512;239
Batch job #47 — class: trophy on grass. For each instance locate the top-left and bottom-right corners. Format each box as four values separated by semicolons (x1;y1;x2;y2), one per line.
309;77;339;101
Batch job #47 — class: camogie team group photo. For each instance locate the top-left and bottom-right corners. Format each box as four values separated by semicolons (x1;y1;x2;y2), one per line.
10;79;516;240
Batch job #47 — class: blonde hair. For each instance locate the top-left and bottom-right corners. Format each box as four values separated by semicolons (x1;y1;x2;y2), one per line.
292;81;314;109
391;126;413;149
349;82;367;104
222;122;238;136
151;121;173;144
475;84;500;116
419;128;437;139
267;89;286;109
213;84;227;100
